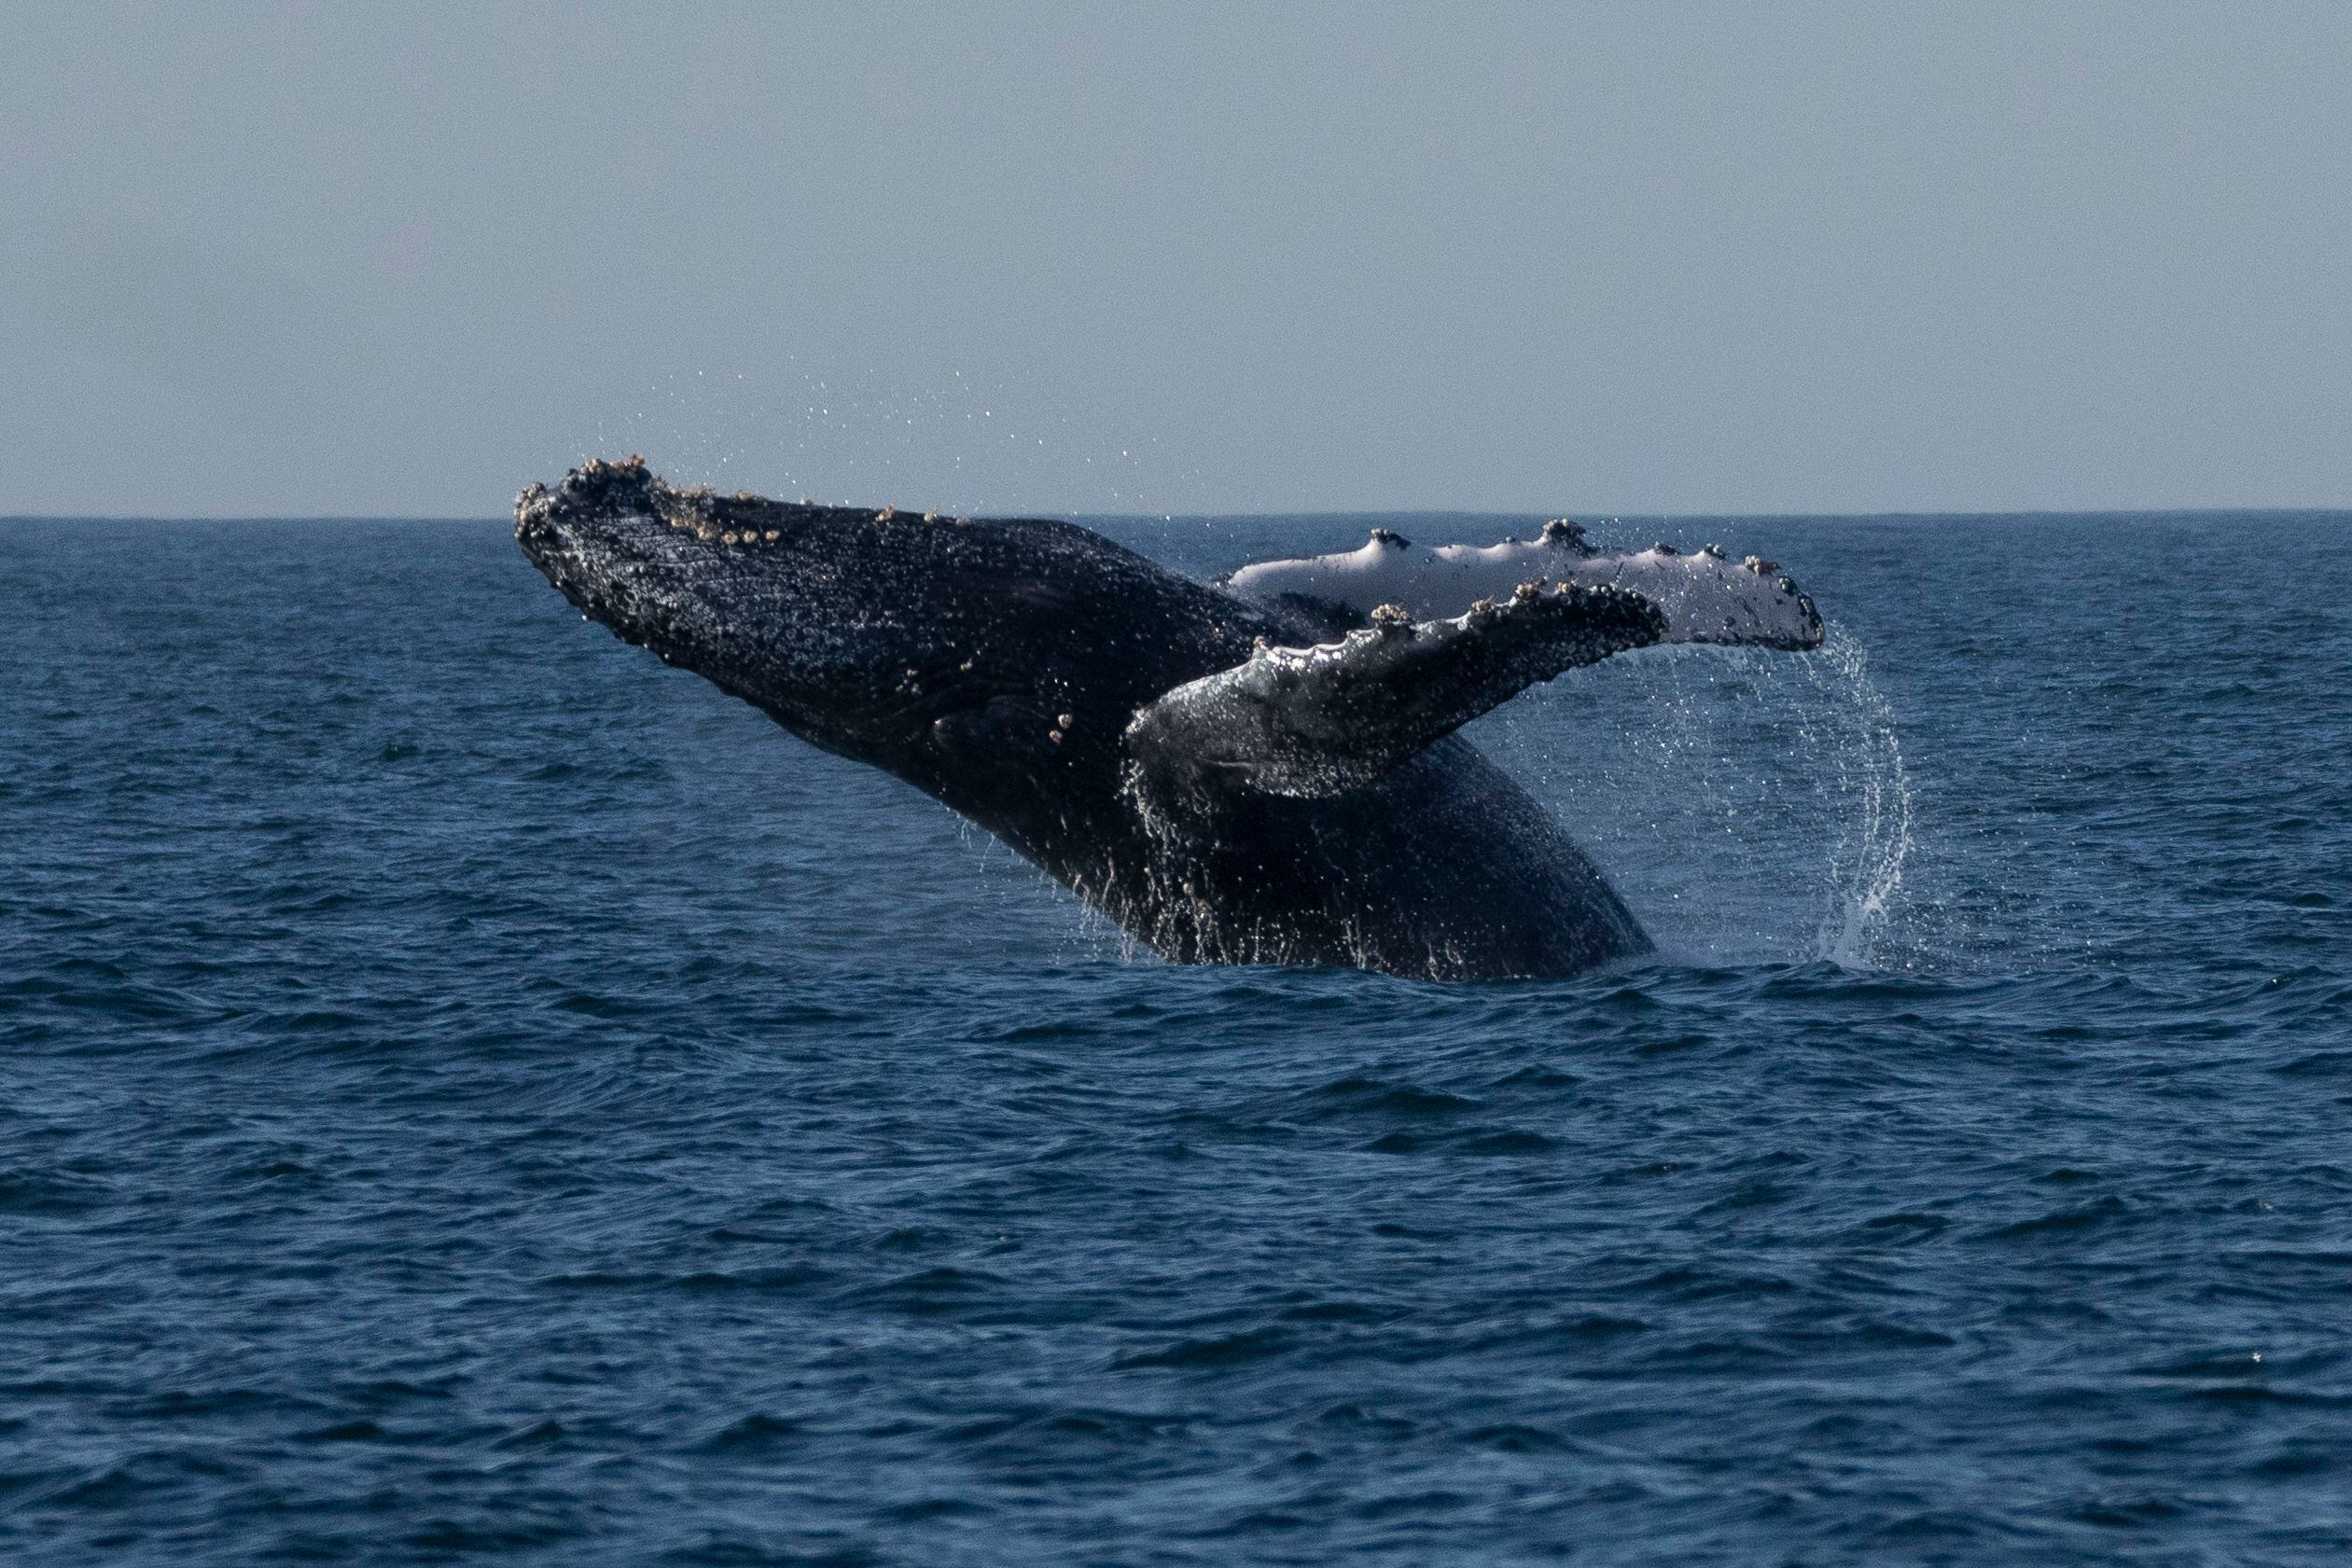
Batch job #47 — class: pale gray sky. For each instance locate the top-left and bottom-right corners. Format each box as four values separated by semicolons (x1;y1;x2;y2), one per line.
4;2;2347;517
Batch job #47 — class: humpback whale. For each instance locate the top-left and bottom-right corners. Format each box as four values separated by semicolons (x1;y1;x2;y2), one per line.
517;458;1823;980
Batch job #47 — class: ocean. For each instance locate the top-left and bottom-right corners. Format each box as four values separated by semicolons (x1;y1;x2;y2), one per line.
3;507;2347;1565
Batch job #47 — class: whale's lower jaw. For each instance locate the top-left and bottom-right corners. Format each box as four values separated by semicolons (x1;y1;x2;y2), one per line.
517;462;1826;981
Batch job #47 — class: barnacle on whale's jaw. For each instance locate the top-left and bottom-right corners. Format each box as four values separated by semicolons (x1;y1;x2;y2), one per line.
514;456;769;662
514;454;800;593
514;456;939;763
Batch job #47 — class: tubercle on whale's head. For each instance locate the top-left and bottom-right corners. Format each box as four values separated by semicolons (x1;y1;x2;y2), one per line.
515;457;995;771
514;459;1218;792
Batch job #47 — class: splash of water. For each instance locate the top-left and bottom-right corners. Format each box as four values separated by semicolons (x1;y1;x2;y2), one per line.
1475;618;1916;971
1801;629;1914;968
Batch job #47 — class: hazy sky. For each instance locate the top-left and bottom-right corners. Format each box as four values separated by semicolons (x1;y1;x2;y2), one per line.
5;3;2347;517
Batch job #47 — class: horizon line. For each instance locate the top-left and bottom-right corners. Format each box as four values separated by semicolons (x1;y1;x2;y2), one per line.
7;504;2352;526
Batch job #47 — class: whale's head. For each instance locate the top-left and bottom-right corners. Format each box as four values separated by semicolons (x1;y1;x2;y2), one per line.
516;458;1260;800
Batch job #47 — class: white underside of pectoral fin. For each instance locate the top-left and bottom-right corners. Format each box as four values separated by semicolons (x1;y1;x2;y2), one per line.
1226;530;1824;652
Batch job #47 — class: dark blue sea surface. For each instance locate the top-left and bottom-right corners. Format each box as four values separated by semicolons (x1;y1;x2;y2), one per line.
4;508;2348;1566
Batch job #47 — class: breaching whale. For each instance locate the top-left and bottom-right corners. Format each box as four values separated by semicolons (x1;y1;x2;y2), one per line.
517;458;1823;980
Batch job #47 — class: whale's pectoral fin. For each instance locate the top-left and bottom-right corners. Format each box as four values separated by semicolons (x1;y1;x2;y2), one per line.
1125;583;1667;798
1227;533;1825;652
